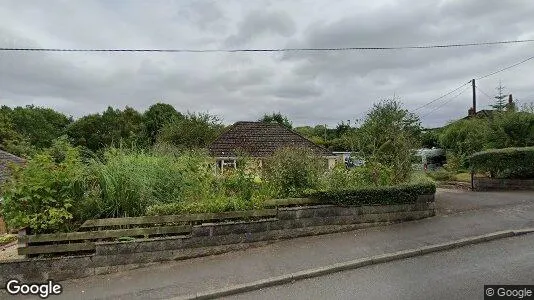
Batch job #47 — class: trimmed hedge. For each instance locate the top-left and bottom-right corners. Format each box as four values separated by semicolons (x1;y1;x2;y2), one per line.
308;182;436;206
469;147;534;179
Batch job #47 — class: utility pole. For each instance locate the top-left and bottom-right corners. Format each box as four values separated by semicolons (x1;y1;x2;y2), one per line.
471;79;477;115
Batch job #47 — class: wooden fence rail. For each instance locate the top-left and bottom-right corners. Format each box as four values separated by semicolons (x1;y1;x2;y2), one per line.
17;208;279;256
80;209;278;228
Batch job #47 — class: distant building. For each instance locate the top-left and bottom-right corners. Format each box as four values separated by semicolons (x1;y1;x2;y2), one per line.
0;150;25;234
0;150;24;184
466;94;515;119
208;121;336;171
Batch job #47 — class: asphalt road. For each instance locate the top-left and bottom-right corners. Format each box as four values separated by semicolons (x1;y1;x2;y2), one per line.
227;234;534;300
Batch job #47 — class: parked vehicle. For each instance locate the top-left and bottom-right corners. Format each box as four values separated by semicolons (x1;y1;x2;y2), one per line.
412;148;446;171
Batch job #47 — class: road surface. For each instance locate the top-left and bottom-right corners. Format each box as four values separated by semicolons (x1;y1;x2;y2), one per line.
226;234;534;300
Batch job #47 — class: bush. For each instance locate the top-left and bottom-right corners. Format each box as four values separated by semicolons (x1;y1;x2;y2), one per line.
85;147;218;219
443;152;464;172
263;147;326;198
145;195;263;215
157;112;223;150
440;118;490;161
308;182;436;206
469;147;534;179
320;162;396;191
1;139;90;233
425;169;454;182
486;111;534;149
355;99;421;183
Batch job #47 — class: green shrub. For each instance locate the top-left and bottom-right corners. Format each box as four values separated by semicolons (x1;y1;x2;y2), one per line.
320;162;396;191
85;147;217;219
440;118;490;161
453;172;472;182
263;147;326;198
355;100;421;183
425;169;454;182
409;171;435;184
469;147;534;179
486;111;534;149
1;139;90;233
443;152;465;172
309;182;436;206
0;234;16;246
145;196;263;215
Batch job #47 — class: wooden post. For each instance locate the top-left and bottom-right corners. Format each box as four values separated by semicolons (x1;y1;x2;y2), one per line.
471;79;477;116
18;227;27;258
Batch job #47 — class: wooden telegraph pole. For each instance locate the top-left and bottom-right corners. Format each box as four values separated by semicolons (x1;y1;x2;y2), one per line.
471;79;477;116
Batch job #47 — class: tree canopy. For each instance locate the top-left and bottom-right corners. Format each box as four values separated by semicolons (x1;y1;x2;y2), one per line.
259;112;293;129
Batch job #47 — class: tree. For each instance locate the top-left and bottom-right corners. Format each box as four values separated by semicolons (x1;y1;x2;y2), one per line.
293;126;315;138
420;129;441;148
354;99;421;182
439;118;490;162
335;121;351;137
0;111;34;156
143;103;183;145
3;105;71;149
158;112;223;149
66;114;105;152
67;106;145;152
259;112;292;129
491;81;507;111
486;111;534;149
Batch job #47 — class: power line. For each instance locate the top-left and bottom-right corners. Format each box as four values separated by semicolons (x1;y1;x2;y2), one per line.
475;85;494;101
413;81;470;112
1;39;534;53
415;53;534;113
421;85;471;118
476;54;534;80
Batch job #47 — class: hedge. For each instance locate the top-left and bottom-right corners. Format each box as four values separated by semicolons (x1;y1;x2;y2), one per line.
469;147;534;179
308;182;436;206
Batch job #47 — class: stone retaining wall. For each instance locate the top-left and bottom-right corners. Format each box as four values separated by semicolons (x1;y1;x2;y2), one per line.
0;196;435;286
473;178;534;191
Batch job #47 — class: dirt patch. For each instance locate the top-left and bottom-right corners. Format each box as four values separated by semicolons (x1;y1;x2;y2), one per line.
0;242;22;261
437;181;472;191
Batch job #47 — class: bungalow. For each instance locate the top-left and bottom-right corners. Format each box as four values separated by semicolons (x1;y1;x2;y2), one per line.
208;121;336;171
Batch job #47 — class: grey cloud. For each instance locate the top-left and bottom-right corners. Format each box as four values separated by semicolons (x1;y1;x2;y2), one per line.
177;0;226;32
225;10;296;46
0;0;533;130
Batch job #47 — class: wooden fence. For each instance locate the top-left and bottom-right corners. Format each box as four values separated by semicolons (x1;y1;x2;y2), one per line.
18;209;277;256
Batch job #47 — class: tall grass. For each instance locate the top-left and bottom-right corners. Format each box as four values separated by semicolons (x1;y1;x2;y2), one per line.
85;146;270;218
86;147;218;218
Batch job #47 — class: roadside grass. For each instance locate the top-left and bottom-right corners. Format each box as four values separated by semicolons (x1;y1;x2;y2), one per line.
0;234;16;246
410;171;436;184
453;172;471;182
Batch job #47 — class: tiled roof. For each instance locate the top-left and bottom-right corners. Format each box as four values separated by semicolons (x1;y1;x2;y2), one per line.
0;150;25;183
209;121;333;157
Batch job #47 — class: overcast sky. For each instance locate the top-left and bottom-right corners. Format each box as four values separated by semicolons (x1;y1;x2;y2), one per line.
0;0;533;128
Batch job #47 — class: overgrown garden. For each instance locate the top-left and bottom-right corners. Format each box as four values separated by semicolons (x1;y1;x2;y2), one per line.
1;100;435;234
